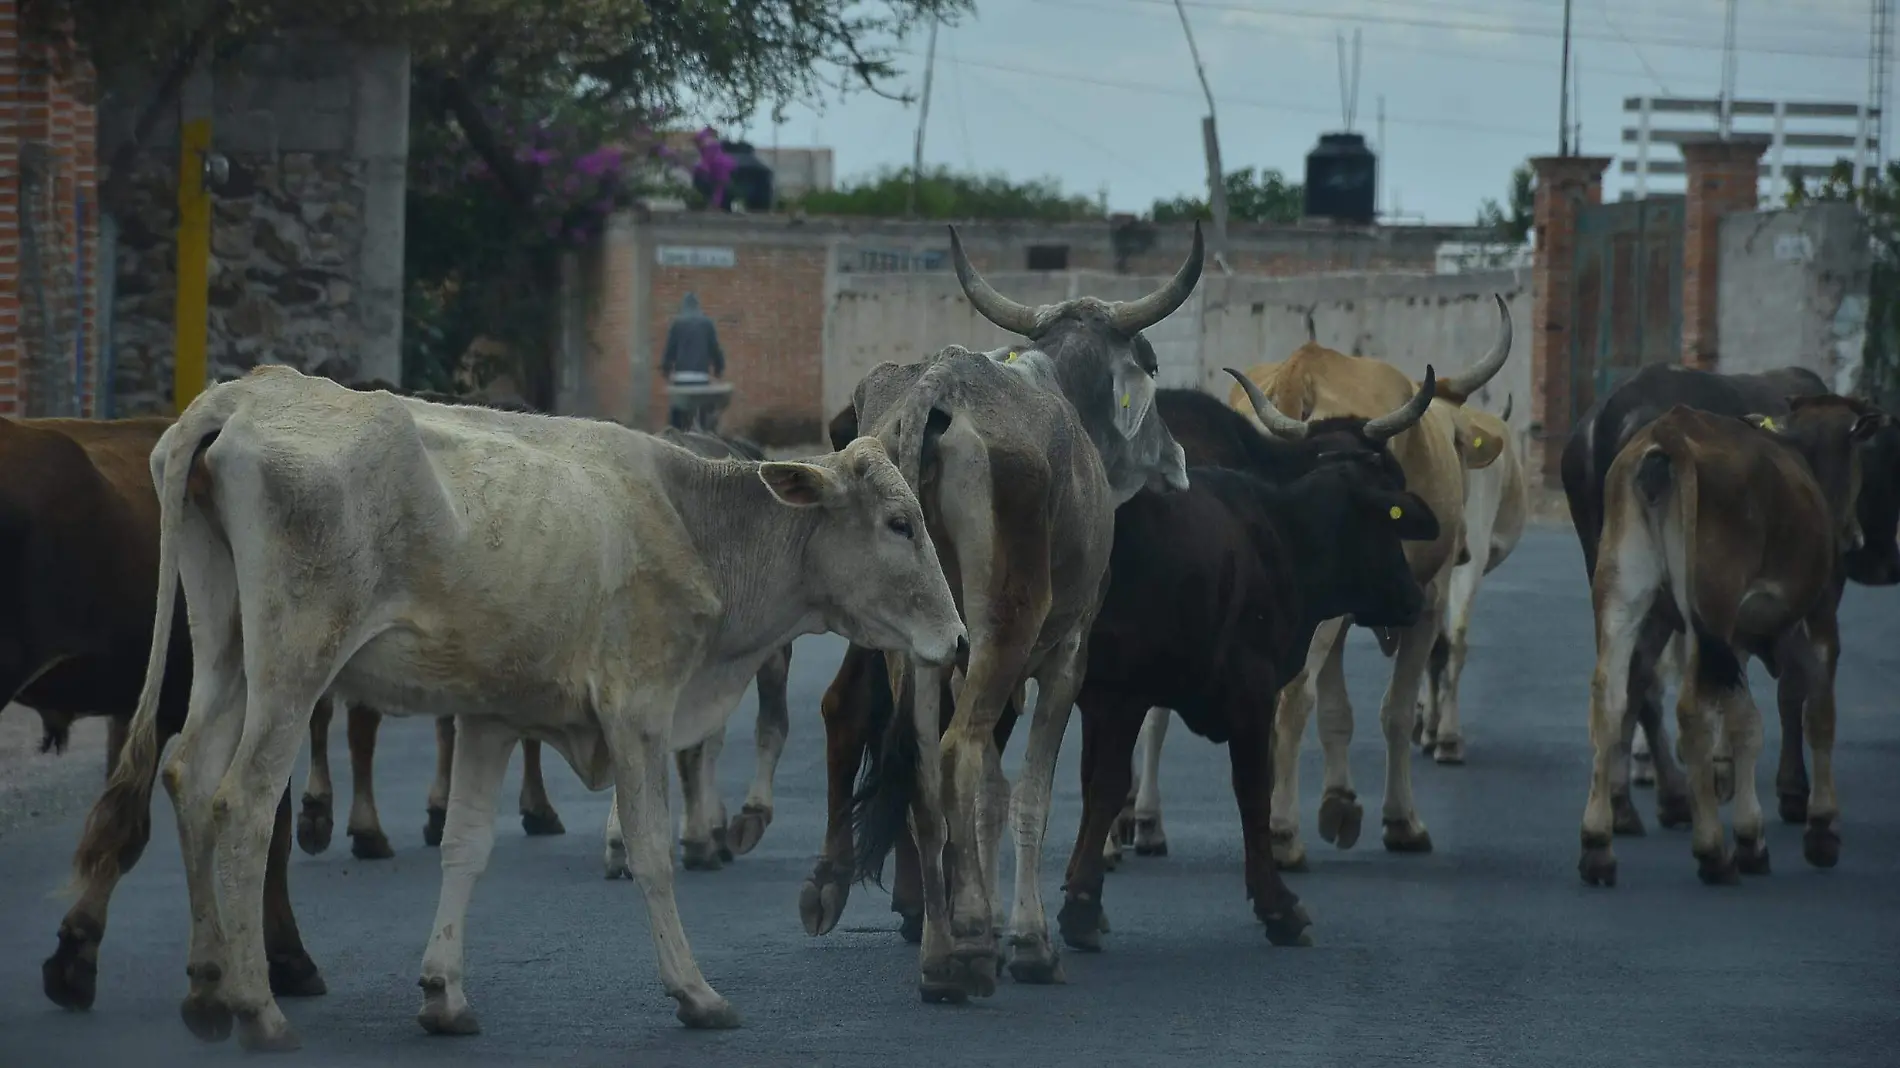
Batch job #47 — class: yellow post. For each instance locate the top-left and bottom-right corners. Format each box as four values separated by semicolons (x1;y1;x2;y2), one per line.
171;118;213;415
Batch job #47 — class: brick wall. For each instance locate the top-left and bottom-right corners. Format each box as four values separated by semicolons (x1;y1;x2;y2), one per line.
1527;154;1611;486
1681;133;1770;371
0;1;98;418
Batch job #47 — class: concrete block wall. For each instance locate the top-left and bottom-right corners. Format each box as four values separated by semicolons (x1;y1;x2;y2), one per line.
1718;202;1872;393
1680;133;1771;372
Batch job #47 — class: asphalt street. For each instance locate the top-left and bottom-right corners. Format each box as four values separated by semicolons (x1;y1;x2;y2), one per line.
2;527;1897;1068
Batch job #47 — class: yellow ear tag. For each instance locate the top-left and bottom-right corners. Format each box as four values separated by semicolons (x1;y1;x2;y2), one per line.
1006;350;1016;361
1389;505;1404;520
1473;436;1484;448
1121;392;1131;408
1760;416;1778;431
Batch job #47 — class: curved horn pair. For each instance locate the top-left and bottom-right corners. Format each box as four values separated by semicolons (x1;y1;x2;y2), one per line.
948;222;1206;338
1441;294;1514;397
1221;364;1438;444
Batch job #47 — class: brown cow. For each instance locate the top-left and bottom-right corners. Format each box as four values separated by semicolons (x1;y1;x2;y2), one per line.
1;416;327;1011
1578;398;1887;887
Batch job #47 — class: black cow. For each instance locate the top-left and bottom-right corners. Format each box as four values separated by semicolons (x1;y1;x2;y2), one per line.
1560;362;1900;836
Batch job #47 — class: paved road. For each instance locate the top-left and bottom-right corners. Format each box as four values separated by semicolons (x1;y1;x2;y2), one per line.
2;527;1897;1068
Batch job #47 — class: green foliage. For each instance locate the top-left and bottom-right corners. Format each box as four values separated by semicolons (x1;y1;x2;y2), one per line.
1786;159;1900;408
792;166;1106;221
1476;162;1534;243
1150;167;1304;225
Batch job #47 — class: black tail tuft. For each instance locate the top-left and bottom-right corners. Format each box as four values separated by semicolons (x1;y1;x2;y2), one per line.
1634;447;1673;507
848;653;920;887
37;711;73;755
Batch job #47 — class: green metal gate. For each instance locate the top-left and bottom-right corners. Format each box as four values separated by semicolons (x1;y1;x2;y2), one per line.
1568;197;1686;426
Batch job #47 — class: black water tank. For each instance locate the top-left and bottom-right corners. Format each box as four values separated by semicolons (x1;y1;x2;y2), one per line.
1303;132;1377;224
706;140;775;212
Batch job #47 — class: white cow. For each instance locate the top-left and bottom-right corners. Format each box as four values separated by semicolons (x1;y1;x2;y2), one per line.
72;365;965;1051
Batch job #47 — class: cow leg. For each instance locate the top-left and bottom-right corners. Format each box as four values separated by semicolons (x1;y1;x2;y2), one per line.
1417;630;1447;753
296;695;336;855
1005;627;1088;985
416;716;518;1037
1773;669;1811;824
800;646;873;934
1130;707;1170;857
729;643;791;856
1377;611;1439;853
44;714;181;1011
1428;555;1484;765
1611;615;1670;835
424;716;455;847
1647;629;1695;827
1229;693;1312;947
1675;634;1740;885
518;739;567;837
1271;618;1347;870
1797;612;1844;870
905;654;966;1003
1578;553;1661;887
603;785;631;879
1715;656;1771;876
675;728;728;870
344;701;395;860
1059;690;1142;953
262;782;327;998
1629;719;1655;786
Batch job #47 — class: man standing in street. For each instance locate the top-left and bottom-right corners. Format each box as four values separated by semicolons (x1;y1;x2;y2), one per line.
661;292;727;430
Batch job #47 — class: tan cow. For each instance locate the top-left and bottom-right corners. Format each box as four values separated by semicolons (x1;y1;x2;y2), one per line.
1223;297;1512;869
1416;395;1529;763
1577;398;1885;887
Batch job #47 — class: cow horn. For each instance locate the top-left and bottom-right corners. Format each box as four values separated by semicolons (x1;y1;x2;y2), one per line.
948;225;1043;337
1440;294;1513;398
1304;306;1317;343
1109;221;1205;334
1363;365;1437;442
1500;393;1514;422
1223;367;1309;441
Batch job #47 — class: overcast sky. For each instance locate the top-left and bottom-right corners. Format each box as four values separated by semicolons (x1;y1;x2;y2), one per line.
729;0;1878;223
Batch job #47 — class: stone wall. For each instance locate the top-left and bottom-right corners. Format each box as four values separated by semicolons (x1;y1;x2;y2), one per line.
99;32;408;415
1718;203;1871;394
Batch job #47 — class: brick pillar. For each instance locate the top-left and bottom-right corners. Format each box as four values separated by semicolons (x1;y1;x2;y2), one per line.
1680;133;1769;371
0;1;21;416
1527;153;1612;487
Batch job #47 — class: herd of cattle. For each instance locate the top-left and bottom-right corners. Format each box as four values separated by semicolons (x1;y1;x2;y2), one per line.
5;221;1896;1052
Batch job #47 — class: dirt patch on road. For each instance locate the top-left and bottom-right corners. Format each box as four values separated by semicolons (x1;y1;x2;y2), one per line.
0;705;109;841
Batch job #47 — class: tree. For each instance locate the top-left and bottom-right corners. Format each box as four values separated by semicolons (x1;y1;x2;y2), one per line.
1476;162;1534;244
23;0;970;405
792;166;1106;222
1150;167;1303;225
1786;159;1900;408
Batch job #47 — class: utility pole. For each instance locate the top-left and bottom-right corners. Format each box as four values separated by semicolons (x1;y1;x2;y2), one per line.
1559;0;1574;154
1376;94;1386;218
1719;0;1739;138
1172;0;1231;274
907;18;940;218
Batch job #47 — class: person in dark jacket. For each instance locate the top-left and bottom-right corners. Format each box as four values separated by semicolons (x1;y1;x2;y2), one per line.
661;292;728;430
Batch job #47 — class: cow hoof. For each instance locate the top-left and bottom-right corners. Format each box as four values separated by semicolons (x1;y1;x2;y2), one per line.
1057;896;1105;952
1631;756;1656;787
1260;902;1314;947
898;909;924;944
417;976;481;1035
267;952;328;998
235;1006;301;1053
1696;850;1741;886
711;825;735;864
681;839;725;871
1317;790;1362;850
1778;792;1809;825
1611;793;1647;837
1381;820;1434;854
520;807;567;837
1132;817;1168;857
1713;759;1736;805
1657;793;1693;831
727;804;772;856
1271;834;1308;872
1007;935;1066;985
423;806;447;848
42;923;100;1011
919;958;969;1006
1432;738;1465;765
603;838;631;880
296;795;334;855
1803;821;1841;869
951;941;1000;998
349;829;395;861
676;996;742;1030
1734;836;1771;875
798;866;849;936
1102;847;1121;872
1114;805;1136;846
180;993;234;1044
1578;838;1617;887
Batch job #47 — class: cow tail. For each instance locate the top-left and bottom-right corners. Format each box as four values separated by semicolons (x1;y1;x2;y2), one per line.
1633;443;1697;629
71;394;233;888
848;652;919;887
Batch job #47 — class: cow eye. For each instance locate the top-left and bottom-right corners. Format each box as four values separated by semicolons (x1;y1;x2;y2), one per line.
887;516;914;539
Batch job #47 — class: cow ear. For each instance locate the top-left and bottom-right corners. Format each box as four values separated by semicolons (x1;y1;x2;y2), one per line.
827;405;860;452
1454;413;1504;470
1111;357;1157;440
1851;412;1891;442
1375;491;1440;542
760;461;846;508
1744;413;1783;434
